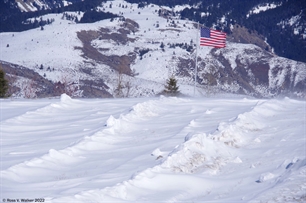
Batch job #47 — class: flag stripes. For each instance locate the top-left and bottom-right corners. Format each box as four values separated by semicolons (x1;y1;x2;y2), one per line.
200;27;226;48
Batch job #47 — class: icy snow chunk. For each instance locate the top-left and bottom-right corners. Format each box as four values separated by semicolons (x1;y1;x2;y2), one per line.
151;148;168;160
205;109;213;114
212;121;242;147
161;133;229;174
254;138;261;143
130;101;159;117
151;148;163;157
232;157;242;163
49;149;62;158
60;93;72;103
105;115;118;128
104;114;130;134
256;172;275;183
188;119;197;127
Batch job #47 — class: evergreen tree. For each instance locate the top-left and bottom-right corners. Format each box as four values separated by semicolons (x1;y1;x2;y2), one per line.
164;76;179;96
0;67;9;98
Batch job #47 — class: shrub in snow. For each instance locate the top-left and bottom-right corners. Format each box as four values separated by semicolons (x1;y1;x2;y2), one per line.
21;79;37;99
59;71;82;98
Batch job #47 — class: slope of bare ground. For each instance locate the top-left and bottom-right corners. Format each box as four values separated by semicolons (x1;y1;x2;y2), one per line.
75;18;139;75
1;61;112;98
176;46;306;98
1;61;56;97
228;24;271;52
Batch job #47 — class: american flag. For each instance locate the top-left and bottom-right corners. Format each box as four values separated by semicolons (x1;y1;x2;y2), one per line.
200;27;226;48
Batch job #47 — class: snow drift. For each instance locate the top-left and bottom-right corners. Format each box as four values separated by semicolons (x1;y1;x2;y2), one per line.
1;94;305;202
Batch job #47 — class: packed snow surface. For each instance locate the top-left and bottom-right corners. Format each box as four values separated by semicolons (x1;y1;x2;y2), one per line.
1;94;305;202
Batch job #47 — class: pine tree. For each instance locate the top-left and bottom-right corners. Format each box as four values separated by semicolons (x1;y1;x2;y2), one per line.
164;76;179;96
0;67;9;98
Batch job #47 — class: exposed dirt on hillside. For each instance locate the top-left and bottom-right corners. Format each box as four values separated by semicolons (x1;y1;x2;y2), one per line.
1;61;58;97
228;24;271;52
176;49;270;97
75;18;139;75
177;57;194;78
80;79;112;98
1;61;112;98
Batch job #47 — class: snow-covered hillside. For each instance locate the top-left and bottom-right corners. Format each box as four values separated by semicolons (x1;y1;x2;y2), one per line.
15;0;72;12
1;0;306;98
1;94;305;202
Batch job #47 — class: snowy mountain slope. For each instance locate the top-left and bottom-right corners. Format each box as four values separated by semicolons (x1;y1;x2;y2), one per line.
1;0;305;98
1;95;305;202
15;0;73;12
129;0;306;63
15;0;50;12
3;0;305;63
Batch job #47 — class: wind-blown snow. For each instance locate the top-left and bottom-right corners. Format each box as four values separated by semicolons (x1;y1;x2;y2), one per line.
1;95;305;202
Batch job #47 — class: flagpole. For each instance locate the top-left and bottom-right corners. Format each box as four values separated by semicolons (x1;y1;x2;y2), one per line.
194;21;199;96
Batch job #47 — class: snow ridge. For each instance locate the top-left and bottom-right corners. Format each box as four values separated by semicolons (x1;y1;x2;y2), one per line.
1;95;184;182
1;95;305;202
75;98;305;202
159;101;267;174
